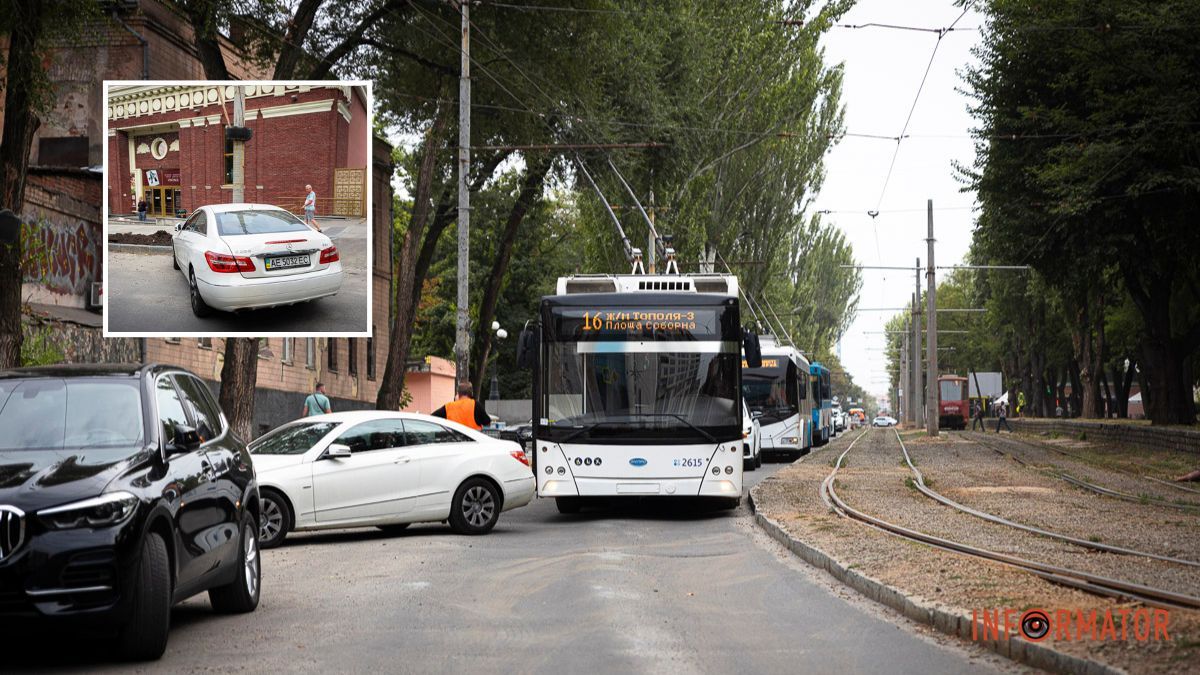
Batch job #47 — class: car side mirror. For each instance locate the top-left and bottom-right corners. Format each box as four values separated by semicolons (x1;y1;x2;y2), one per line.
742;330;762;369
515;326;538;370
168;423;202;454
751;410;764;420
322;443;352;460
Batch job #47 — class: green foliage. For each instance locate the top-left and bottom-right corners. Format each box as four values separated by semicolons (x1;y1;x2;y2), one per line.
20;322;65;367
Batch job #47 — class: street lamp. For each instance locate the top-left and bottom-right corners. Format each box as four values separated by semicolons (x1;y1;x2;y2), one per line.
489;323;507;402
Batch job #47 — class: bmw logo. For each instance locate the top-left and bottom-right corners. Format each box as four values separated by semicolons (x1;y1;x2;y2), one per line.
629;457;647;467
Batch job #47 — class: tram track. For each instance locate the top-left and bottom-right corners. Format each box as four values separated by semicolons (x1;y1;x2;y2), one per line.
818;428;1200;611
972;433;1200;514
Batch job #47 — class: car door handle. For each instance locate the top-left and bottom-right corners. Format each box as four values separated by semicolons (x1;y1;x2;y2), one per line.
394;456;411;464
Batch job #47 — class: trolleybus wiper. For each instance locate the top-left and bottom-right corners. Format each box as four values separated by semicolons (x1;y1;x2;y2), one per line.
628;413;717;443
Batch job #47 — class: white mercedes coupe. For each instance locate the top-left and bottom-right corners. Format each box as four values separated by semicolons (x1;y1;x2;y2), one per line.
248;411;535;547
171;203;343;316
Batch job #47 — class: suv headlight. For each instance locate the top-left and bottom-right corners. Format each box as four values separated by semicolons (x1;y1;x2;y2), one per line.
39;491;140;529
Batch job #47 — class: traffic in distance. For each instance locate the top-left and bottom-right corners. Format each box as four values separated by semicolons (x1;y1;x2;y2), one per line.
0;271;869;661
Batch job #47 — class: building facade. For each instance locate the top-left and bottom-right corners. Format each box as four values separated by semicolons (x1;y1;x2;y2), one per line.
106;84;368;218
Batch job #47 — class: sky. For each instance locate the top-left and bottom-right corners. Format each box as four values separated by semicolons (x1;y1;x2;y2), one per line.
813;0;984;401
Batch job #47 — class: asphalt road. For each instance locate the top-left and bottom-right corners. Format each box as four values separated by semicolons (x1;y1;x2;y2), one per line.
105;219;369;334
17;459;1013;674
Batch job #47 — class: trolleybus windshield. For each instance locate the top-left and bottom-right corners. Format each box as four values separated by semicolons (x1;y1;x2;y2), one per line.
540;303;741;443
741;357;800;425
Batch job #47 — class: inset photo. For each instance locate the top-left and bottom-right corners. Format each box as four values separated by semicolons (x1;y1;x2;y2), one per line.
103;81;372;336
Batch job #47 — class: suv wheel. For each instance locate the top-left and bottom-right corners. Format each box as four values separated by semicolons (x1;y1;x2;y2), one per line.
210;512;261;613
449;478;501;535
116;532;171;661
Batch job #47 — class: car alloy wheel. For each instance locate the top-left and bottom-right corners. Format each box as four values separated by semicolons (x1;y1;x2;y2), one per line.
461;485;495;529
260;498;284;544
243;527;260;599
189;269;212;317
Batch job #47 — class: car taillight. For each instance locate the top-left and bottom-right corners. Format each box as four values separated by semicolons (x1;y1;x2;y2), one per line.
510;449;530;467
205;250;255;273
319;246;339;264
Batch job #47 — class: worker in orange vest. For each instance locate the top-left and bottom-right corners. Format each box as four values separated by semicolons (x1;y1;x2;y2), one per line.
432;381;491;431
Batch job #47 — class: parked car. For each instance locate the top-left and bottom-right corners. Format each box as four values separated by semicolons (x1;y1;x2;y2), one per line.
834;410;847;433
172;203;343;316
742;401;762;471
249;411;535;547
0;364;260;661
872;415;898;427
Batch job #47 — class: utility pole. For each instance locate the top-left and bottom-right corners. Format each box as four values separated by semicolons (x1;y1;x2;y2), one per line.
455;0;471;390
900;321;908;421
232;87;245;202
925;199;938;436
911;266;921;427
647;189;656;274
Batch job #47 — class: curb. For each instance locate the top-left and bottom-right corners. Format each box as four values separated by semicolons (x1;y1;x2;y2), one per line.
750;478;1125;675
109;243;171;255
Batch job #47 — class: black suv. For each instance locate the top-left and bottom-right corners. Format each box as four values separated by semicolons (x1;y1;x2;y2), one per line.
0;364;260;660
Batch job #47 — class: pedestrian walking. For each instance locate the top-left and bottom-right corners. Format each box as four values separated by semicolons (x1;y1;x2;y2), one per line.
301;382;332;418
995;400;1012;433
303;183;320;232
432;381;491;431
137;198;148;222
971;400;986;431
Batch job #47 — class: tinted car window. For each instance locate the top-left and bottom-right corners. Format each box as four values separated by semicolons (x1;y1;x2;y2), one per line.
251;422;338;455
155;377;191;446
334;419;406;453
0;378;144;450
403;420;471;446
184;210;206;235
217;210;309;236
174;375;222;441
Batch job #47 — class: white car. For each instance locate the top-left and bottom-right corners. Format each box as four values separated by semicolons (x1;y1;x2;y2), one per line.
172;203;343;316
248;411;535;547
872;415;898;427
833;410;847;433
742;401;762;471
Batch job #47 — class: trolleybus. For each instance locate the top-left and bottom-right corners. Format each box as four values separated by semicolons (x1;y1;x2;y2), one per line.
741;336;812;460
517;273;760;513
810;362;832;446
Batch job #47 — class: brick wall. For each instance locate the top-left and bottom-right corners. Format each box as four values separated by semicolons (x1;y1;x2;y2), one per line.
22;169;103;305
1009;418;1200;455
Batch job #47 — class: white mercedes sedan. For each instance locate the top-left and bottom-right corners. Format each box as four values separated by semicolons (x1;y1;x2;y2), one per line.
248;411;535;547
171;203;343;316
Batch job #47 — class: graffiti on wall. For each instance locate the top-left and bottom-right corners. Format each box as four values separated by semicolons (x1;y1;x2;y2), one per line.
21;218;101;297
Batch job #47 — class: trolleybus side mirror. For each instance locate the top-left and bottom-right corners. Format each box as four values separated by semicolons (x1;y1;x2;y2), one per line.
516;327;537;369
743;331;762;369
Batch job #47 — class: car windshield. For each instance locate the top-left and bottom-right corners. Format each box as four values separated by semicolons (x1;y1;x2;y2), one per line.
250;421;339;455
0;378;145;451
540;303;741;443
742;356;800;425
216;209;310;236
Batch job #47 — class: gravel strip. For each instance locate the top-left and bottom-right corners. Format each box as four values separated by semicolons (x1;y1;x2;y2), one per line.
755;428;1200;674
977;433;1200;510
905;434;1200;563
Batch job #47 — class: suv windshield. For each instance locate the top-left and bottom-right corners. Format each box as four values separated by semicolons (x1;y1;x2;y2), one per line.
217;210;309;236
250;421;339;455
0;378;145;451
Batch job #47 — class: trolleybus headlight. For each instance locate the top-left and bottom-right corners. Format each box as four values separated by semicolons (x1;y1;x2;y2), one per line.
711;467;720;476
784;436;798;446
725;466;734;474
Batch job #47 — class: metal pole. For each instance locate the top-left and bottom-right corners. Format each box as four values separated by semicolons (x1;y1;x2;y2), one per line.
455;1;471;391
900;320;908;421
926;199;938;436
912;266;921;427
648;189;656;274
232;87;245;203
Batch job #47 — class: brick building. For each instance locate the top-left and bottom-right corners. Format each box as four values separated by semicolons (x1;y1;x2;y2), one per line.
6;0;458;433
106;83;368;218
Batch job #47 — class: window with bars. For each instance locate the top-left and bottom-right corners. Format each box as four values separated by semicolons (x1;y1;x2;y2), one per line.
197;338;212;349
327;338;338;372
348;339;358;376
224;138;234;185
282;338;293;363
306;338;315;369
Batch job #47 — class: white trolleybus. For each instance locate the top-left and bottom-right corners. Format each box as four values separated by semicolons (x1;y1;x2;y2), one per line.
517;273;762;514
740;336;813;461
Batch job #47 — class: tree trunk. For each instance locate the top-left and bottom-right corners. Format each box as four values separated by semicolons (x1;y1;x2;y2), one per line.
271;0;325;79
1116;357;1135;418
1068;359;1082;417
376;106;450;410
1122;262;1198;425
470;160;552;394
0;0;46;368
218;338;260;443
182;1;230;80
1071;293;1106;419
